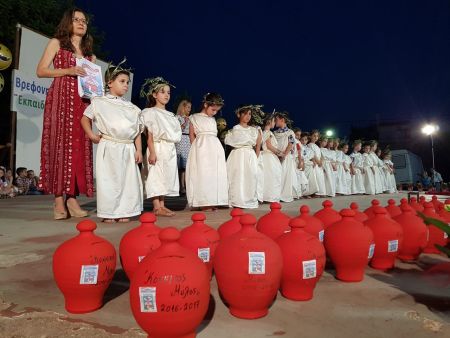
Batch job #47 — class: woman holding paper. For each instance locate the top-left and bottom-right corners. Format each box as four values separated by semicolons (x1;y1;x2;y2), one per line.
37;7;95;220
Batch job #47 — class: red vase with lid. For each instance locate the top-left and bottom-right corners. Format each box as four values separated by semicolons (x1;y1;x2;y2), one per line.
295;205;325;242
119;212;161;280
276;218;326;301
364;207;403;270
179;213;220;279
431;195;444;211
419;196;426;206
438;199;450;224
324;209;373;282
393;203;427;261
314;200;342;229
130;227;210;338
364;199;381;219
409;197;424;212
214;214;283;319
218;208;243;239
256;202;291;239
423;202;448;254
53;220;116;313
385;199;402;218
350;202;369;222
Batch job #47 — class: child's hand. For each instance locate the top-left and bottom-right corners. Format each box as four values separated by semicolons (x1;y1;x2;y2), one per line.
135;151;143;164
148;153;157;165
90;134;101;144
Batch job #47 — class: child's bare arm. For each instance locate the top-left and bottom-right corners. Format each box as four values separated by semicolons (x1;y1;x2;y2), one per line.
80;116;101;144
134;135;143;164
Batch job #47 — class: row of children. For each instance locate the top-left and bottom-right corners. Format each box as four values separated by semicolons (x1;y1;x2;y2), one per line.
80;62;396;222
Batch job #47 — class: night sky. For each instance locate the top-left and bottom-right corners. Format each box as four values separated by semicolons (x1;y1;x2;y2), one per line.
76;0;450;138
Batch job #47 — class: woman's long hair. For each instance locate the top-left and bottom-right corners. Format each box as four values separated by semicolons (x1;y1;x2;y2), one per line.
54;7;93;56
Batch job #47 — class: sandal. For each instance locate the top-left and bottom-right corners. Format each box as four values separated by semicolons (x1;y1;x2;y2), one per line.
117;218;130;223
102;218;117;223
154;208;174;217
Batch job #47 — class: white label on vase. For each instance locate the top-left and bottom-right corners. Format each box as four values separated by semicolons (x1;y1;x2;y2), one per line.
302;259;317;279
319;230;324;242
248;252;265;274
139;286;157;312
388;240;399;253
198;247;210;262
368;244;375;259
138;256;145;263
79;264;98;285
444;232;448;239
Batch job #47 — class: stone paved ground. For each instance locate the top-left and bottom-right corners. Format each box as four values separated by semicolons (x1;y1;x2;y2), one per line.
0;193;449;337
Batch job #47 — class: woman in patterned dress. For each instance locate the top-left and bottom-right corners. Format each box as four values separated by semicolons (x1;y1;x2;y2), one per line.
175;99;192;194
37;8;94;220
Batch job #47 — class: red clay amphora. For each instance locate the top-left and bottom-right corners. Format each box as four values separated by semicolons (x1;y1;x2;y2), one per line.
218;208;243;239
130;227;210;338
119;212;161;280
324;209;373;282
393;204;427;261
256;202;291;239
53;220;116;313
314;200;342;229
276;218;326;301
295;205;325;242
364;207;403;270
179;213;220;279
214;214;283;319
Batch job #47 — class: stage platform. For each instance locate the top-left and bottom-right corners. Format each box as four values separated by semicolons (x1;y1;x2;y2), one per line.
0;193;449;337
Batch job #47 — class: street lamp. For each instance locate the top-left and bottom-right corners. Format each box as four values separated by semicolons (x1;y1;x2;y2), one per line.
325;129;334;137
421;124;438;170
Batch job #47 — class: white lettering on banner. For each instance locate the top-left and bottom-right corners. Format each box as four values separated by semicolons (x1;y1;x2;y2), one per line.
11;69;51;115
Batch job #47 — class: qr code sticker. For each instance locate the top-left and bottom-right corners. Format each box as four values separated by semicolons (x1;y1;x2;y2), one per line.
139;287;157;312
387;240;398;253
302;259;317;279
198;247;210;262
368;244;375;259
248;252;265;274
319;230;324;242
79;265;98;285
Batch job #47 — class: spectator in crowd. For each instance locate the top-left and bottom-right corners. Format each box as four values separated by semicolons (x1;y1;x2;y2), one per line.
420;170;432;190
431;168;443;192
14;167;31;195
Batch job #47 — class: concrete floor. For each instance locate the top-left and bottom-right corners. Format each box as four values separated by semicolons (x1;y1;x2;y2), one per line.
0;193;449;337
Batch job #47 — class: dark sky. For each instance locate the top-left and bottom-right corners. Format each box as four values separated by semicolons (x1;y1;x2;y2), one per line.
76;0;450;137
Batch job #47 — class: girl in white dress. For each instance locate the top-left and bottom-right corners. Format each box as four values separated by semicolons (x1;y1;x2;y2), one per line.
362;142;376;195
369;141;384;194
186;93;228;209
376;148;388;192
308;130;326;196
81;65;143;223
300;132;318;196
260;115;282;202
382;150;397;193
335;142;349;195
294;129;309;197
225;105;263;209
274;112;299;202
141;77;182;216
321;138;336;197
350;140;365;194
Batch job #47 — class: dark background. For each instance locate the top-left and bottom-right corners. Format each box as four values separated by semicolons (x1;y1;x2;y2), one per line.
1;0;449;177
